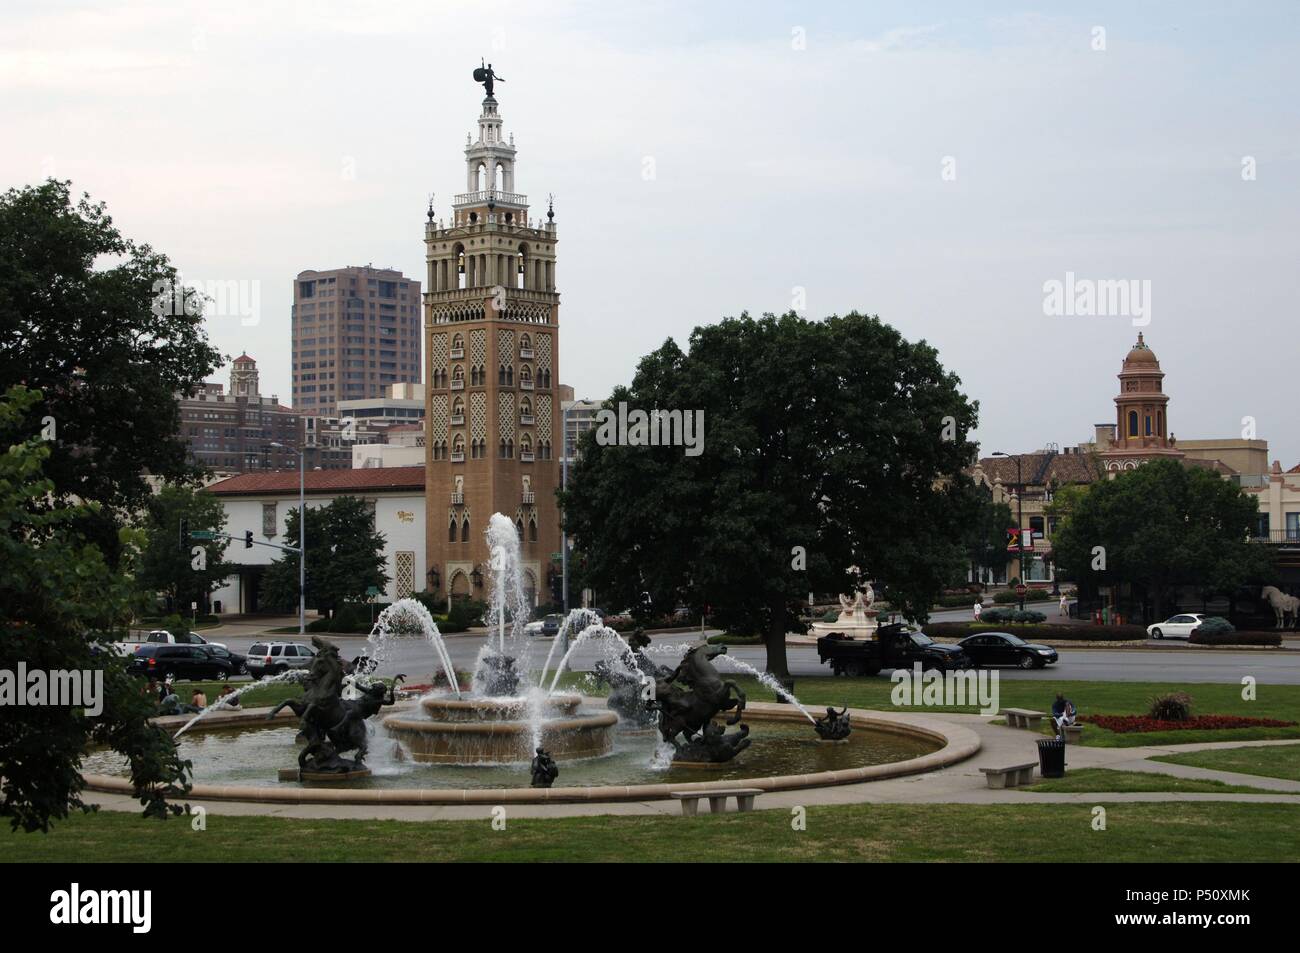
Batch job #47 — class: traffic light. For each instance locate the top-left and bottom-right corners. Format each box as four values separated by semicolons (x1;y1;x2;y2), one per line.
178;518;189;553
244;530;254;549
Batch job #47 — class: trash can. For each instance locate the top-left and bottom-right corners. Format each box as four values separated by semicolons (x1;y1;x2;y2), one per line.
1037;738;1066;779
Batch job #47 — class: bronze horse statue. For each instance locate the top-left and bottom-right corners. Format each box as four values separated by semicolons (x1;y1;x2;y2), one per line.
649;643;746;746
267;637;402;773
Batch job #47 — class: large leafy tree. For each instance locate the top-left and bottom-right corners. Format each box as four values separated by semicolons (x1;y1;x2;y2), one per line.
0;387;191;832
0;180;223;527
1052;459;1273;618
561;312;979;680
962;486;1014;586
134;485;232;615
262;496;389;618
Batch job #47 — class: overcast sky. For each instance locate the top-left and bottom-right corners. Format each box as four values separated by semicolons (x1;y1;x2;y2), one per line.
4;1;1298;466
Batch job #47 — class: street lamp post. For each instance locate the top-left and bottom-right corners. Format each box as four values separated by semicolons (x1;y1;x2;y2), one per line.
270;442;306;636
992;451;1026;611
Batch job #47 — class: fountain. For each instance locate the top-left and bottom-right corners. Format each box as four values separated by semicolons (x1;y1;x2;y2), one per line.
808;579;881;640
383;513;620;764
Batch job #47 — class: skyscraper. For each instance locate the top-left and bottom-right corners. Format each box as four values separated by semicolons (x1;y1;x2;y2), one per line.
423;73;561;608
291;265;423;417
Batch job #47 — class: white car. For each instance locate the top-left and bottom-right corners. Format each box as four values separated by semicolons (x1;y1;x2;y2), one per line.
1147;613;1207;640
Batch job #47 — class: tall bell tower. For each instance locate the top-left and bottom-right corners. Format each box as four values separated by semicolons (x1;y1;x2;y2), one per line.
423;67;561;608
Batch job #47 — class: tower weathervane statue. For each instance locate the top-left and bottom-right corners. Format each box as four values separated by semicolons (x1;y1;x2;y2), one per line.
473;60;503;98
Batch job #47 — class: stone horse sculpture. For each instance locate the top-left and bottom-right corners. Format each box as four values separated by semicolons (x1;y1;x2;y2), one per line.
1261;586;1299;629
267;637;402;774
648;643;750;763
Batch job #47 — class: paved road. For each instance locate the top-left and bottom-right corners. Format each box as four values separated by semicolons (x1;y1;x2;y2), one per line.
205;623;1300;685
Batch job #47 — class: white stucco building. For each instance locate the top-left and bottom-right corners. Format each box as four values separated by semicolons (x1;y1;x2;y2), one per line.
205;466;427;614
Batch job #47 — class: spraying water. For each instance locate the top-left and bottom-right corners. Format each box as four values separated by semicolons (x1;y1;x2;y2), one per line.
479;513;532;677
172;670;306;739
366;598;461;699
547;623;643;694
537;607;603;686
714;655;816;724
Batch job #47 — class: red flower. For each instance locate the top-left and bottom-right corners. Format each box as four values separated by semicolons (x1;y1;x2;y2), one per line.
1080;714;1297;734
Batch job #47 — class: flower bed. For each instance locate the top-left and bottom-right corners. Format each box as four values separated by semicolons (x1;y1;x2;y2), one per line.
1081;714;1298;734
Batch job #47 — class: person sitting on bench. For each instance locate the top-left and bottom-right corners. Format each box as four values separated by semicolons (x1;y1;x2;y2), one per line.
1051;693;1077;738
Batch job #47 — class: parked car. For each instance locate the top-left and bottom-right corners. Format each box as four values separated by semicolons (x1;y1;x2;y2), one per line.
198;644;248;677
245;641;317;678
817;623;972;676
958;631;1058;669
128;644;241;681
524;614;563;637
1147;613;1208;640
114;628;226;656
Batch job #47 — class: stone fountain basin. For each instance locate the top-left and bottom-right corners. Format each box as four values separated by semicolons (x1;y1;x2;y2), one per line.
81;701;979;806
418;693;582;722
383;706;618;764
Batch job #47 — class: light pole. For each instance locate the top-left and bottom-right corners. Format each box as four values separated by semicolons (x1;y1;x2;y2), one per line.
270;441;306;636
992;451;1026;610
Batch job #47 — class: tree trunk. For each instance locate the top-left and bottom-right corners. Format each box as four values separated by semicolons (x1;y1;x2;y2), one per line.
765;593;791;683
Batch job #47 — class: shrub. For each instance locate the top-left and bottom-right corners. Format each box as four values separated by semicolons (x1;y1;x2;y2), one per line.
1149;691;1193;721
922;622;1145;641
821;609;839;622
1191;616;1235;637
992;589;1051;604
979;607;1046;624
1191;630;1282;647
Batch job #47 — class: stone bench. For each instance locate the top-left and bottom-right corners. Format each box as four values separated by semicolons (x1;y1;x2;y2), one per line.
980;762;1037;789
1062;724;1083;744
669;788;764;816
1000;708;1046;730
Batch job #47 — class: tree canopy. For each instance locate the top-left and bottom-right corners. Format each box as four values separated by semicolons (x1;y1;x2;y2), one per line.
0;180;223;524
0;386;190;832
1051;459;1274;616
133;484;232;615
262;496;389;618
561;311;979;678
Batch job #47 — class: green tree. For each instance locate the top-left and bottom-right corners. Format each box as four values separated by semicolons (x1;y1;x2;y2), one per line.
0;180;223;527
1052;459;1273;618
962;486;1014;585
134;485;231;615
561;312;978;680
0;386;190;832
261;496;388;618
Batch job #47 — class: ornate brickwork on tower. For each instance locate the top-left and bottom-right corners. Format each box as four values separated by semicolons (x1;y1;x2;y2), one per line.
423;78;560;606
1097;333;1184;473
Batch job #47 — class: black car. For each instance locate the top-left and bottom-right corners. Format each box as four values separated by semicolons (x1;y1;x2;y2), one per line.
198;644;248;677
818;624;972;676
958;631;1058;669
128;644;241;681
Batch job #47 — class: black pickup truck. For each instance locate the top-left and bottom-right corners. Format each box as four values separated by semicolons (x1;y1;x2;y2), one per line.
817;623;972;676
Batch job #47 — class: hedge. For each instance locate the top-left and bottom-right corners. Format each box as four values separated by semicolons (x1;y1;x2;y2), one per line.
992;589;1052;604
923;622;1146;642
1189;630;1282;647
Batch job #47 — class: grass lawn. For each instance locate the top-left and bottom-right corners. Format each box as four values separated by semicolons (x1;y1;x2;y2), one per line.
1152;744;1300;783
1022;768;1275;795
724;675;1300;748
4;802;1298;862
162;680;304;709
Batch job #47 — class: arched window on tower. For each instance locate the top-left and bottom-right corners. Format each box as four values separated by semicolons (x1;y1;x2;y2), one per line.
1157;411;1164;436
461;516;470;542
1145;415;1152;437
448;516;457;543
1128;411;1139;437
529;517;538;542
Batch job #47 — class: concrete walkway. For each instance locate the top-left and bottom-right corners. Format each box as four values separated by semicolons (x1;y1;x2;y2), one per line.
79;713;1300;822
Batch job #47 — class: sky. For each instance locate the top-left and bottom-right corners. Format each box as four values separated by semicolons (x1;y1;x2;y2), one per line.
3;0;1298;464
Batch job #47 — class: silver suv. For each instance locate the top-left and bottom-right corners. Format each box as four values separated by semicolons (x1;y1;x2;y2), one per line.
246;641;317;679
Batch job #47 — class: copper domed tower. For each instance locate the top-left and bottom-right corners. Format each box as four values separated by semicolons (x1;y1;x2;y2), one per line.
1097;333;1184;473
